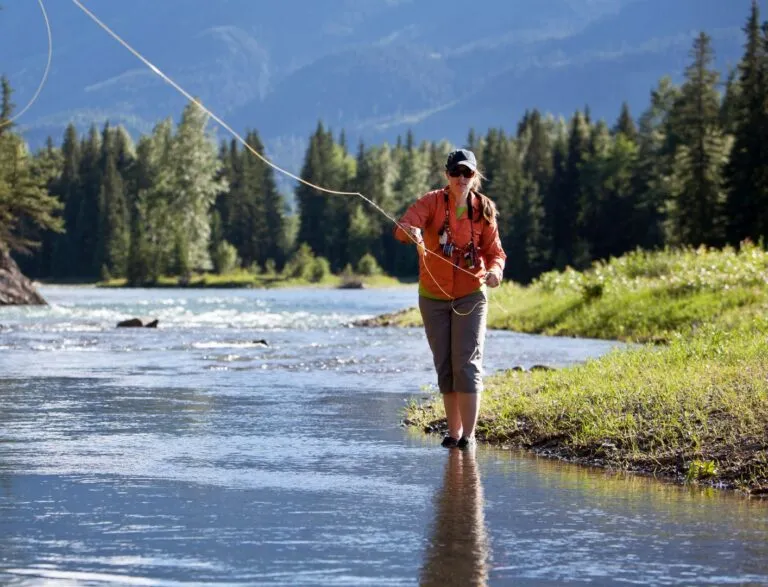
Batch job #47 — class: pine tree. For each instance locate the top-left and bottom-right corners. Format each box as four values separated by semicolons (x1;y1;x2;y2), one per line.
75;125;103;277
613;101;638;142
295;122;355;269
519;110;555;205
296;123;329;257
580;127;639;260
720;68;741;134
128;120;177;283
51;124;81;277
23;138;63;277
632;77;680;249
0;126;63;255
667;33;730;246
724;1;768;245
488;137;549;282
550;111;590;268
0;76;15;136
578;121;613;261
170;101;227;272
389;129;428;275
98;151;129;277
353;143;396;268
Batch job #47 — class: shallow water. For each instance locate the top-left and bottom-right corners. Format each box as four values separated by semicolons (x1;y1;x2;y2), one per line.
0;286;766;585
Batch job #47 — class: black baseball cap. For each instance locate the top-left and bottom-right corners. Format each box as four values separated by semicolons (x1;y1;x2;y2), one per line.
445;149;477;172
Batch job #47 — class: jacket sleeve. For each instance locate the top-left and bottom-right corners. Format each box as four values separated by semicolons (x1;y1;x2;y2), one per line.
393;192;435;244
481;218;506;278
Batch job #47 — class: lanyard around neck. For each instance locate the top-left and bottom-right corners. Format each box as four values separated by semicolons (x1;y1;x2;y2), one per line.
442;189;475;245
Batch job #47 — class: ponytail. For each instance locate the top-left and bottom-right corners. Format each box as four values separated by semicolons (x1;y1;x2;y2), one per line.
471;191;497;224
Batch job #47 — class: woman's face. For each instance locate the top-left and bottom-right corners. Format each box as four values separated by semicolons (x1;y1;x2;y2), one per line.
446;165;475;194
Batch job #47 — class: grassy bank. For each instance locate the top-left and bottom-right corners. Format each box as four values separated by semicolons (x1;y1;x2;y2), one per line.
364;244;768;343
401;244;768;493
98;270;406;289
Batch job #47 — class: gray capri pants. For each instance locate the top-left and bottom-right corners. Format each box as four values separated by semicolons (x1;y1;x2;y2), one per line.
418;289;488;394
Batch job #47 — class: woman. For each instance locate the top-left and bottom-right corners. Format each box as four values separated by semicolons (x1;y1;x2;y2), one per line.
395;149;506;449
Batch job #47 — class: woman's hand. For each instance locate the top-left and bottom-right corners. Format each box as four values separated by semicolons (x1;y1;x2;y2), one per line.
484;269;501;288
402;224;422;243
401;224;425;256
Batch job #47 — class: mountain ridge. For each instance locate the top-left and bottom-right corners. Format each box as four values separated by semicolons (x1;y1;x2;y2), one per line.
0;0;756;166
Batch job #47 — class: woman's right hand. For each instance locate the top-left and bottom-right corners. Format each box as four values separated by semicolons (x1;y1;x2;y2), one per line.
402;224;426;257
402;224;423;243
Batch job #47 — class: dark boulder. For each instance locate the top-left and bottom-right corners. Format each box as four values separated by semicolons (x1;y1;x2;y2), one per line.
117;318;159;328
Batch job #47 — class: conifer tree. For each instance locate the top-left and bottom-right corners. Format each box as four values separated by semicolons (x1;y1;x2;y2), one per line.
613;101;638;142
0;76;14;136
550;111;590;268
519;110;555;205
488;137;549;282
75;125;102;277
21;138;63;277
170;102;226;272
0;95;62;257
296;123;330;257
724;0;768;245
351;142;395;266
667;33;730;246
632;77;680;249
98;151;129;277
51;124;81;277
128;120;176;283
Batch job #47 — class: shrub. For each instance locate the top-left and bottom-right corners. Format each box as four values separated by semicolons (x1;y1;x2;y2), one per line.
356;253;382;276
284;243;316;279
212;240;240;274
309;256;331;282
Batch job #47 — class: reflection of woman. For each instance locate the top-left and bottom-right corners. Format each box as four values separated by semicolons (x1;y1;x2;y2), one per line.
420;449;490;586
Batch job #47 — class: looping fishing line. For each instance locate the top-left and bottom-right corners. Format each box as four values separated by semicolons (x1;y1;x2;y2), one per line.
70;0;502;317
0;0;53;129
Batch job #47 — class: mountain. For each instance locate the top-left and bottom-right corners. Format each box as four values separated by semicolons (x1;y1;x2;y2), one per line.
0;0;756;172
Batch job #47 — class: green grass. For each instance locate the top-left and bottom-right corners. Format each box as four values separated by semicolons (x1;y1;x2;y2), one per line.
99;270;405;289
383;243;768;343
401;243;768;493
406;319;768;492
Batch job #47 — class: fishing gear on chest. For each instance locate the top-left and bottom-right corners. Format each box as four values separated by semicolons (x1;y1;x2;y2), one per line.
437;189;479;271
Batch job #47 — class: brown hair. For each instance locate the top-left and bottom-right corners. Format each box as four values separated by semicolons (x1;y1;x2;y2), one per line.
468;172;497;224
471;190;498;224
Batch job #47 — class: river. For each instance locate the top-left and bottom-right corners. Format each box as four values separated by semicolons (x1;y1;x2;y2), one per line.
1;286;766;585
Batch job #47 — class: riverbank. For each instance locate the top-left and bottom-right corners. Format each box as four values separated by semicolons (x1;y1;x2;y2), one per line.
88;270;409;290
401;244;768;494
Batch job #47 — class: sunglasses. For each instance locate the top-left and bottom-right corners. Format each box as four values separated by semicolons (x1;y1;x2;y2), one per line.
448;166;475;179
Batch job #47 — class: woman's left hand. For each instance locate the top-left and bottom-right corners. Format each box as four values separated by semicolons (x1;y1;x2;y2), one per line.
484;270;501;288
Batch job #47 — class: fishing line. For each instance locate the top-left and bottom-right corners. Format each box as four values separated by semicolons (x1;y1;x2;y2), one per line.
0;0;53;129
69;0;499;315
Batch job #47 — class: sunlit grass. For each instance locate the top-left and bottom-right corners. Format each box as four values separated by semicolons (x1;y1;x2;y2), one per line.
402;243;768;492
406;319;768;491
384;243;768;343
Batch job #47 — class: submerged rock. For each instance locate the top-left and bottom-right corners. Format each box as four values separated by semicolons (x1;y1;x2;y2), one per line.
117;318;159;328
0;249;46;306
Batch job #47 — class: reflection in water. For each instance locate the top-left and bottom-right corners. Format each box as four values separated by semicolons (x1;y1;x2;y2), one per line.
421;449;490;586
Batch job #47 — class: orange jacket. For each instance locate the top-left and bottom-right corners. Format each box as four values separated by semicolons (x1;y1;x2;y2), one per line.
394;188;506;299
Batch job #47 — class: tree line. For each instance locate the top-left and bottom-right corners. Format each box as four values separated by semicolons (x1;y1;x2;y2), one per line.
2;1;768;285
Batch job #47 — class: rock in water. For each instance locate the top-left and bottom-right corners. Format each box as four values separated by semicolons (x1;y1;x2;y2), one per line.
117;318;159;328
0;249;46;306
